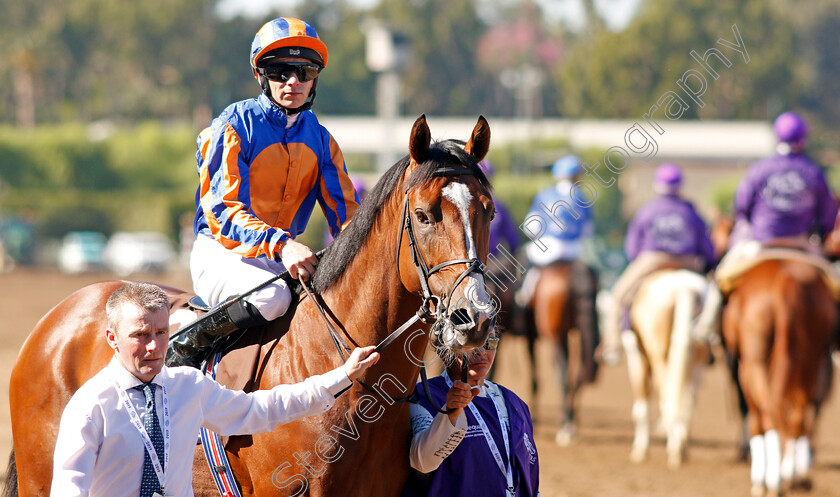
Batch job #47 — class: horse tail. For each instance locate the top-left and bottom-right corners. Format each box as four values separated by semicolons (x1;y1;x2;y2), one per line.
767;271;802;433
662;282;697;430
2;448;18;497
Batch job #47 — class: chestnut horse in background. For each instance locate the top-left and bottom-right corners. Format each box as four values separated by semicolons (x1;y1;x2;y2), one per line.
521;261;600;446
712;214;836;496
624;269;712;468
7;115;495;497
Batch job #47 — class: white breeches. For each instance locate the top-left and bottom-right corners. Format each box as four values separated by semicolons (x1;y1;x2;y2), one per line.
190;235;291;321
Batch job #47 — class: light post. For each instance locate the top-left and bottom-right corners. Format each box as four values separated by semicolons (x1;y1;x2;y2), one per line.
499;64;544;175
364;21;411;173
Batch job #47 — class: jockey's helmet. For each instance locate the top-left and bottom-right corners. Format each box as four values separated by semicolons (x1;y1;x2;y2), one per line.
552;155;582;179
654;163;682;195
250;17;329;114
774;111;808;144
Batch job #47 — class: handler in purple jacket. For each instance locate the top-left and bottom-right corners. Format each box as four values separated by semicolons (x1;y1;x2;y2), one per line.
602;163;715;363
403;331;539;497
717;112;837;291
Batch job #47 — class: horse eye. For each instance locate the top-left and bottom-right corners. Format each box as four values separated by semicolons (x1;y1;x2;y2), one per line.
490;209;496;221
415;209;431;225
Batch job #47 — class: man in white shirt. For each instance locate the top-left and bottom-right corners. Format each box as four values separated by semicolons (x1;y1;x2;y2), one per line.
51;282;379;497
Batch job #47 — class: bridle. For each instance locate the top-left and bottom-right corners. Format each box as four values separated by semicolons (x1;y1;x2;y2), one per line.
395;167;487;346
302;165;490;414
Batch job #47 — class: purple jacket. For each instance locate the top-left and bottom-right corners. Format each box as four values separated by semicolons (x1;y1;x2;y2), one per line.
403;376;539;497
489;201;520;256
625;195;715;268
734;153;836;242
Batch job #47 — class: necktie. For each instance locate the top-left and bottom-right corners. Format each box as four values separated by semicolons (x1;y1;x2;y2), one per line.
136;383;164;497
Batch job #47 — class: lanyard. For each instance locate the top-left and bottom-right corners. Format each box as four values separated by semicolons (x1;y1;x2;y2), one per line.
445;376;515;496
113;378;170;492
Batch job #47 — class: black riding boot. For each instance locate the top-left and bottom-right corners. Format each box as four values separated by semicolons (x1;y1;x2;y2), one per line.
165;299;268;369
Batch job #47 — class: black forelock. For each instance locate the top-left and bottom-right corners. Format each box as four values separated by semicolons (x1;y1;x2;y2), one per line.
311;139;491;293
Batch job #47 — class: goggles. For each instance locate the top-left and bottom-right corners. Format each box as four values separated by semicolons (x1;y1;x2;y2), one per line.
259;62;322;83
483;335;500;350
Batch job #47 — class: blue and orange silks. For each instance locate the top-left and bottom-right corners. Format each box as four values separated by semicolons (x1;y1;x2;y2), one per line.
193;93;358;260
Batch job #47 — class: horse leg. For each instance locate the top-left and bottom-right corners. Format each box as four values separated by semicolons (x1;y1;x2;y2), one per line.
740;358;782;497
725;345;751;461
623;331;651;463
573;262;600;385
522;305;539;403
554;335;575;446
779;390;816;491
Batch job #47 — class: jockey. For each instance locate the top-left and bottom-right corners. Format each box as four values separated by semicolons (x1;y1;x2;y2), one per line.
477;159;520;256
167;17;359;368
601;163;715;364
716;111;837;289
516;155;599;353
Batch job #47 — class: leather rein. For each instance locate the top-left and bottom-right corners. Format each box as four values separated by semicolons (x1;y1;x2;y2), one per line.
302;167;485;414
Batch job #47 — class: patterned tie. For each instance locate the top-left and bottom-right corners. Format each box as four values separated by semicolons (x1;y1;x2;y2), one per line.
136;383;164;497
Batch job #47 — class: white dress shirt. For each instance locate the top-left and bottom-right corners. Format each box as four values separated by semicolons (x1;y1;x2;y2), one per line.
408;379;508;473
51;356;352;497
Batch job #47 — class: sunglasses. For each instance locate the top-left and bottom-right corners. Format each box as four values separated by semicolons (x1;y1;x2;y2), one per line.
260;62;322;83
483;335;500;350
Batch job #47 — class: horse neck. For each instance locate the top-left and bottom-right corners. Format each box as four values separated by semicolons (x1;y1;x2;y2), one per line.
321;193;427;364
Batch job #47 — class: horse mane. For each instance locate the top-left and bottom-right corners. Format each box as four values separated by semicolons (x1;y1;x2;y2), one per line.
312;139;490;293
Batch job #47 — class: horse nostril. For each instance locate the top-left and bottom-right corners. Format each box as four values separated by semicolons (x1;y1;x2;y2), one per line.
450;308;473;327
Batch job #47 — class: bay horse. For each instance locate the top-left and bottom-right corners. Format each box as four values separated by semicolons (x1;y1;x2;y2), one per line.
712;216;836;495
522;260;599;446
7;115;495;497
624;268;712;468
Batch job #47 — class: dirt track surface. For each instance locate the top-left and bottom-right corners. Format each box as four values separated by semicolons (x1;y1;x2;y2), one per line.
3;268;840;496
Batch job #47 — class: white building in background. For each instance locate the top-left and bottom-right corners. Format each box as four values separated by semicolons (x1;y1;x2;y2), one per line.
321;116;774;159
322;116;774;217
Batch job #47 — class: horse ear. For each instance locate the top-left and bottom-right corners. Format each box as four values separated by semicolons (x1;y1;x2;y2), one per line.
409;114;431;164
464;115;490;162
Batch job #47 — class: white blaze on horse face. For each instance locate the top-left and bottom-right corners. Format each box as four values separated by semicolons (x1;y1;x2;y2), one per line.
442;182;492;310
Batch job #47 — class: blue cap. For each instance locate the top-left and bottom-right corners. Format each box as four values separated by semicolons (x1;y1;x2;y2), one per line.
552;155;582;179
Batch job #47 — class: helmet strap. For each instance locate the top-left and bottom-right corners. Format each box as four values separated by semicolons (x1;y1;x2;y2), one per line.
259;75;319;116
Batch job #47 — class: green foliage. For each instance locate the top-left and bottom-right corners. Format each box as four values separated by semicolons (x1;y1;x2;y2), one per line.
374;0;494;116
557;0;796;119
0;126;119;189
0;122;197;240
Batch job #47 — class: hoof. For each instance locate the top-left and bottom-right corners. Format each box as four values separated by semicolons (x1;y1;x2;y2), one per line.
555;424;576;447
791;477;812;492
629;449;647;464
600;349;622;366
555;430;572;447
737;444;750;462
667;453;683;469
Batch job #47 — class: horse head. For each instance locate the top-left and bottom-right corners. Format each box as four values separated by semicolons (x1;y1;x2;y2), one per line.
397;115;495;355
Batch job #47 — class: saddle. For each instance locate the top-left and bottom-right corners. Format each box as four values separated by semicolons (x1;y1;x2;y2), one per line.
717;245;840;300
